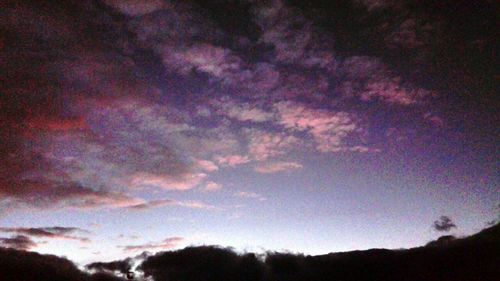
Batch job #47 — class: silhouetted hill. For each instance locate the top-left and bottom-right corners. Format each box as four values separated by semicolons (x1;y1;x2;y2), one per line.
0;223;499;281
140;223;500;281
0;247;125;281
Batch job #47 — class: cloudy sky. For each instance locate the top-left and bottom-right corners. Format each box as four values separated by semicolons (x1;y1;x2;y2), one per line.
0;0;498;265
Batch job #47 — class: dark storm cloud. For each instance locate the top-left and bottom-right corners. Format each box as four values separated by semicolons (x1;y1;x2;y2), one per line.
433;216;457;232
0;226;90;243
0;235;37;250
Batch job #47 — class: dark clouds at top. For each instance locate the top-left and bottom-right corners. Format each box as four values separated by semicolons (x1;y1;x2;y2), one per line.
0;0;497;213
0;0;195;209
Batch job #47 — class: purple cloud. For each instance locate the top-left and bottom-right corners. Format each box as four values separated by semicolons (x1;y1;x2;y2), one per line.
215;155;251;167
339;56;431;105
0;227;90;243
0;235;37;251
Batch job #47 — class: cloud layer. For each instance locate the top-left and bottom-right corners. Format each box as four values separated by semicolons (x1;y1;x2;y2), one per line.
1;0;496;235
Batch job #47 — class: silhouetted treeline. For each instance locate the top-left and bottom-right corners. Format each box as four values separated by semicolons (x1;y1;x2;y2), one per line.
87;258;132;276
0;247;125;281
1;223;499;281
139;222;500;281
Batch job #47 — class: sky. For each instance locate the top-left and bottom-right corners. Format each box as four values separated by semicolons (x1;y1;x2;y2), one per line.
0;0;498;266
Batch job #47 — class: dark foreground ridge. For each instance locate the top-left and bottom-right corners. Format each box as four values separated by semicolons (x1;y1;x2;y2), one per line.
1;223;499;281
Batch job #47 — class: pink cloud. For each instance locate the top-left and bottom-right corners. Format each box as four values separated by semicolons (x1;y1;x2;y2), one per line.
275;102;362;153
130;172;207;191
254;161;303;174
339;56;430;105
203;181;222;192
176;201;218;210
63;191;145;210
126;199;177;210
195;159;219;172
246;130;299;161
215;99;274;123
127;198;216;210
215;155;250;167
121;237;184;252
361;79;426;105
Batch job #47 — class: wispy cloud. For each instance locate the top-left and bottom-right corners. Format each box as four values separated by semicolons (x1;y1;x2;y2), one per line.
233;192;267;202
275;102;363;153
161;43;243;80
127;199;217;211
195;159;219;172
338;56;430;105
129;172;207;191
215;155;251;167
120;237;184;252
214;99;274;123
203;182;223;192
0;227;90;243
246;129;300;161
254;161;303;174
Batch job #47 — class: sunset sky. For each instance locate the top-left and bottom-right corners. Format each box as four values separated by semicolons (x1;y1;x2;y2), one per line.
0;0;498;266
